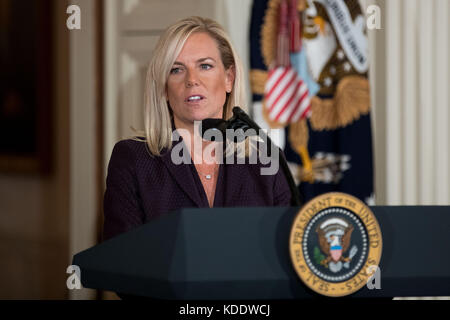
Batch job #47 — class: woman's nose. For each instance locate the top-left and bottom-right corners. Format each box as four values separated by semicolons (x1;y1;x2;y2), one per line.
185;70;199;88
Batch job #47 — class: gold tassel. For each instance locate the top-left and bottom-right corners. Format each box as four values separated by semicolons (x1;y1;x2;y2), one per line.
288;119;314;183
297;146;314;183
288;118;308;149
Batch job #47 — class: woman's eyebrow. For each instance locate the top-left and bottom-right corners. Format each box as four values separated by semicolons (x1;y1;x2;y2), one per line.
172;57;216;66
197;57;216;63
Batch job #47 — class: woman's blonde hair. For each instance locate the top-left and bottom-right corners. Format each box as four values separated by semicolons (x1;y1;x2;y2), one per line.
143;16;247;155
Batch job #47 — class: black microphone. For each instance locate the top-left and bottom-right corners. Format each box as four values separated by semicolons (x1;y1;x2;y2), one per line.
201;106;302;206
201;107;257;142
201;118;228;141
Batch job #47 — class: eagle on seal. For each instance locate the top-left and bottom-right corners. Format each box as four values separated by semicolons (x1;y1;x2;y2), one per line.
316;218;354;268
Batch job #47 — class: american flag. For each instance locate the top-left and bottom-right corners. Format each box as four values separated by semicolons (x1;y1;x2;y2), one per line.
263;0;311;124
264;66;311;123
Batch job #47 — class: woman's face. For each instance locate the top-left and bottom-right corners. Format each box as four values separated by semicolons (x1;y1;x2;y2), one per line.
166;32;234;129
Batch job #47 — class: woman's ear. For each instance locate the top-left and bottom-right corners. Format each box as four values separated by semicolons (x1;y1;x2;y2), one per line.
225;65;235;93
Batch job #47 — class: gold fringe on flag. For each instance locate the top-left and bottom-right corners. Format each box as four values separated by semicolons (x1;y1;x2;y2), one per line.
261;0;281;68
249;69;268;95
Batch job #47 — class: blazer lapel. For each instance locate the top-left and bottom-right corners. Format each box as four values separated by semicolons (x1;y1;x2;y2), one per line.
161;140;204;207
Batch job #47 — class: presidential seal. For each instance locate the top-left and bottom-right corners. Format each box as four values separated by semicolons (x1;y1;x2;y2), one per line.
289;192;382;297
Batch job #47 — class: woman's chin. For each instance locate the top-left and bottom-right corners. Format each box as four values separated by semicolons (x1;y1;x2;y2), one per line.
190;113;221;122
175;110;222;125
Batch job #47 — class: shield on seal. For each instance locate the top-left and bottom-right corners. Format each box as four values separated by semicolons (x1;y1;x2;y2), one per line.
330;245;343;262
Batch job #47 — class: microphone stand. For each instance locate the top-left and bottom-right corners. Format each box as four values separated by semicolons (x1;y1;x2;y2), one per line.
223;107;302;207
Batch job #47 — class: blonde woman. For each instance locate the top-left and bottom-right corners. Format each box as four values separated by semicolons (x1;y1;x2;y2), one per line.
103;16;290;241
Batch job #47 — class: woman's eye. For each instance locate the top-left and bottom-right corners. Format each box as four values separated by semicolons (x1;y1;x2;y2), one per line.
200;64;212;70
170;67;181;74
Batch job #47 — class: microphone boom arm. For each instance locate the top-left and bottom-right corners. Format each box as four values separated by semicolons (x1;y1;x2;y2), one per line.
229;107;302;207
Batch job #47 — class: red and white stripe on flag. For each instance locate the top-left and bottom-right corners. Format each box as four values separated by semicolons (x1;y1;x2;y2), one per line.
264;66;311;124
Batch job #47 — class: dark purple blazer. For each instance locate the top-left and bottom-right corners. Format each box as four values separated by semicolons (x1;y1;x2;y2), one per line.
103;138;291;241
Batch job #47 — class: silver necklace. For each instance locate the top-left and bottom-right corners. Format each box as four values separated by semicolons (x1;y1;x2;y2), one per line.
196;165;219;180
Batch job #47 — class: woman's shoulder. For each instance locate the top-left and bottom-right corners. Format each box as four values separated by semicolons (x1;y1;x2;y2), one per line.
109;138;157;169
112;138;148;156
113;137;147;151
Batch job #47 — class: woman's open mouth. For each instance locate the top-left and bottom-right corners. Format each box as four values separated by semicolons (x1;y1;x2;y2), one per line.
185;95;206;104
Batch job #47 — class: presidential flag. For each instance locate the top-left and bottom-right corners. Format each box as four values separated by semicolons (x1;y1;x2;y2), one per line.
250;0;374;204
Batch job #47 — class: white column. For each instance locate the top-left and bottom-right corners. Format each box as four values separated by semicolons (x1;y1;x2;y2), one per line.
418;0;435;204
434;0;449;204
402;0;418;204
385;0;402;204
69;0;98;300
104;0;120;180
